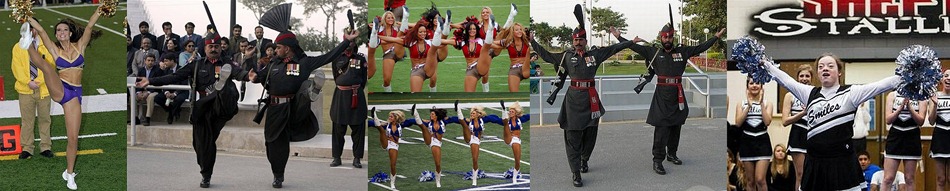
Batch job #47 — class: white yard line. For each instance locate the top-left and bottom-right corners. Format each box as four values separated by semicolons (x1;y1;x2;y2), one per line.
36;132;117;141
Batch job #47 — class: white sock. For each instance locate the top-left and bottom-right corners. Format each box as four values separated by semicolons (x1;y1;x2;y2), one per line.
383;85;392;92
504;4;517;29
482;82;490;92
442;10;452;36
432;18;443;46
430;86;437;92
484;22;495;44
399;7;409;32
369;18;379;48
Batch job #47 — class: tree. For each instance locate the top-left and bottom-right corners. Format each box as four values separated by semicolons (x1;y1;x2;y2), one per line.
531;21;556;48
590;6;627;47
680;0;725;53
239;0;285;21
348;0;368;46
554;24;573;49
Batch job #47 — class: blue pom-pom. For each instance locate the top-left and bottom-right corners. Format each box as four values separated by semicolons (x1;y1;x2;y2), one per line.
419;170;435;182
462;169;486;180
731;36;777;84
369;171;390;183
503;168;521;179
895;45;942;101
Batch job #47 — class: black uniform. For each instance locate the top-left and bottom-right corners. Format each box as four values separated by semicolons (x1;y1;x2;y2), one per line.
625;36;719;163
330;52;368;161
248;39;351;179
531;38;633;173
148;56;241;180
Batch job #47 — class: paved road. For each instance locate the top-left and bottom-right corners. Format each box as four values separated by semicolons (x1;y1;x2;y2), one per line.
127;147;368;190
530;118;726;190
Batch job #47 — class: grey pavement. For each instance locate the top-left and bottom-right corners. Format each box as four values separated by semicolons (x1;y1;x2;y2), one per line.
530;118;725;190
127;147;367;190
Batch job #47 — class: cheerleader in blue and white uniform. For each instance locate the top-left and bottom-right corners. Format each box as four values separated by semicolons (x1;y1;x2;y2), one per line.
456;102;487;186
929;69;950;191
485;101;531;183
780;64;813;190
765;53;900;190
735;78;773;191
883;91;927;190
368;108;411;189
409;105;459;188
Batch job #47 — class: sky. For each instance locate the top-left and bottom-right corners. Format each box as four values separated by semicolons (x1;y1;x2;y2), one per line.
531;0;707;46
128;0;358;52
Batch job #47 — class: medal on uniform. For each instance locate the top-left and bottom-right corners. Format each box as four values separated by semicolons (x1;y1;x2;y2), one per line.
672;53;683;62
286;63;299;76
214;66;221;78
585;56;596;67
350;58;360;69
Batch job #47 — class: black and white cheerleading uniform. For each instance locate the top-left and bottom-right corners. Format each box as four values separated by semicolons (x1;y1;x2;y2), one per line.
788;96;809;154
932;94;950;159
739;100;772;162
766;63;900;191
885;95;922;160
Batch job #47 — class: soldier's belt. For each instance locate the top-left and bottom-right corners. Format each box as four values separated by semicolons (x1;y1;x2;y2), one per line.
338;85;362;108
657;75;682;84
270;95;294;105
570;80;595;88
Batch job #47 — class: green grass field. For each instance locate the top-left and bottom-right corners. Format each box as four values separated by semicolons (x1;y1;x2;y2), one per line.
0;111;127;190
367;0;530;93
0;5;128;100
367;93;530;190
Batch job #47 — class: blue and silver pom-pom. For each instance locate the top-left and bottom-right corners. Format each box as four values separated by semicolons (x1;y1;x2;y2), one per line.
895;45;942;101
418;170;435;182
369;171;390;183
503;168;522;179
463;169;486;180
731;36;777;84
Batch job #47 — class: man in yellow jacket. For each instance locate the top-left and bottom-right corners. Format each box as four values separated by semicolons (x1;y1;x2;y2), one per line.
11;25;55;159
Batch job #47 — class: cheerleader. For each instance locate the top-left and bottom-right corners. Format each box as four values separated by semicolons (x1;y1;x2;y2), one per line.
882;90;927;190
367;10;406;92
780;64;812;190
485;101;530;183
409;105;459;188
764;53;900;190
368;108;411;189
484;22;530;92
455;101;487;186
929;69;950;191
735;78;773;191
440;16;490;92
375;16;447;92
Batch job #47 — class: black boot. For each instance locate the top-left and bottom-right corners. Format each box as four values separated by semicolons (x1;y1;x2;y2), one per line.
330;158;342;167
666;155;683;165
353;158;362;168
272;177;284;188
580;160;589;173
572;172;583;187
653;162;666;175
144;117;151;126
199;177;210;188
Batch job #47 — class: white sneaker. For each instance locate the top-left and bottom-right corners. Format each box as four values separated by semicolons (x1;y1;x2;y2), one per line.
512;169;518;183
63;170;77;190
435;172;441;188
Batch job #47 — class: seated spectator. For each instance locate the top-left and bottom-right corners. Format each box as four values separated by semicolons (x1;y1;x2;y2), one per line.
155;53;189;124
136;54;164;126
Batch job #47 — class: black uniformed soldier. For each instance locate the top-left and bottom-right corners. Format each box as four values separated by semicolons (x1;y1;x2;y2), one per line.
529;4;634;187
328;38;368;168
615;24;724;175
244;29;358;188
136;33;242;188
